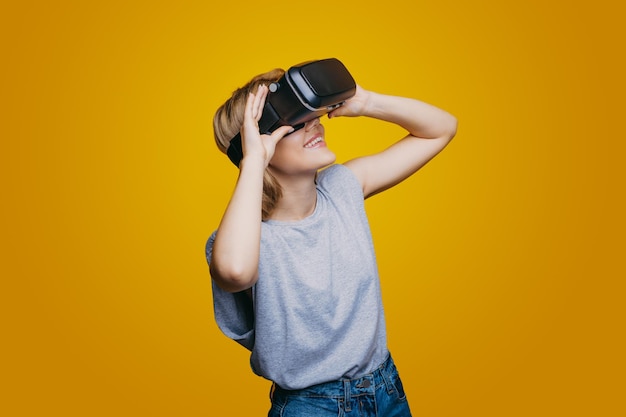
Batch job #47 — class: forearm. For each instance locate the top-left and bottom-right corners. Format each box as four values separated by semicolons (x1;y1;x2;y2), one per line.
210;157;265;292
341;87;458;197
362;91;457;140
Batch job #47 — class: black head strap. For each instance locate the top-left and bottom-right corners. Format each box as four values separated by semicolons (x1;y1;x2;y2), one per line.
226;133;244;167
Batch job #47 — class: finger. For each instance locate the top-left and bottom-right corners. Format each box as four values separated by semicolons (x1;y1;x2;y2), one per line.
252;85;268;121
244;91;256;121
250;86;262;117
328;107;343;118
268;125;295;145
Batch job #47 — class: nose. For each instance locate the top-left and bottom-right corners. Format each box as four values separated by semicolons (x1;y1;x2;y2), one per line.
304;117;320;131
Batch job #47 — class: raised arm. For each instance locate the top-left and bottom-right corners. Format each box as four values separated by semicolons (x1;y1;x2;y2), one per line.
336;86;457;198
210;85;293;292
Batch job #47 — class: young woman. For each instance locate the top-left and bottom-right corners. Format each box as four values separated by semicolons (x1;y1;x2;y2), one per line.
206;65;457;416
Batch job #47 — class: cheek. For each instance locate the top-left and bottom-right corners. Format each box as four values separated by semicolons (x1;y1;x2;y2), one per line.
271;135;303;162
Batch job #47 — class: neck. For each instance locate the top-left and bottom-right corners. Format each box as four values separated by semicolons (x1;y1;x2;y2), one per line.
268;173;318;221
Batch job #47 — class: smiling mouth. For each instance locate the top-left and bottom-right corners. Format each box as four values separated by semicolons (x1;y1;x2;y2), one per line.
304;136;323;148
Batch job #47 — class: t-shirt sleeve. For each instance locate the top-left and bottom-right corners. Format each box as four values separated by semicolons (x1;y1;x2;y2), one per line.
205;231;255;351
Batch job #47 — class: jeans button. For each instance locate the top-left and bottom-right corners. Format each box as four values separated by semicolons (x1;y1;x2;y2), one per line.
357;379;371;388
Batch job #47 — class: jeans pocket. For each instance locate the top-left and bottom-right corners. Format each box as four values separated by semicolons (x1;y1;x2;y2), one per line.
393;374;407;402
268;389;287;417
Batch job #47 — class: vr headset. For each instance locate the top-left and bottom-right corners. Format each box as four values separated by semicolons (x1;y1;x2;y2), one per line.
226;58;356;167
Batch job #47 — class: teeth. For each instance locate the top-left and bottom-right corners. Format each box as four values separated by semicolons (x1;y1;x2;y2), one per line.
304;137;322;148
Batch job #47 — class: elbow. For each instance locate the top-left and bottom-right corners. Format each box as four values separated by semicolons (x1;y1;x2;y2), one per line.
209;262;258;293
444;114;458;142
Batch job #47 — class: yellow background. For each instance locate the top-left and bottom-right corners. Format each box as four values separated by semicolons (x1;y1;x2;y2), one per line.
2;0;624;415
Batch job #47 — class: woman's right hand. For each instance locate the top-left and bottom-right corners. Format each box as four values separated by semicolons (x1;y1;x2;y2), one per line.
211;85;293;292
240;84;294;167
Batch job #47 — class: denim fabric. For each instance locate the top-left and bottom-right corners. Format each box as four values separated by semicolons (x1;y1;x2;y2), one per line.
268;354;412;417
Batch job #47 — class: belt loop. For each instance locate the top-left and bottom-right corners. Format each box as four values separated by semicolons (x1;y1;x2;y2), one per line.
380;360;395;395
343;380;352;412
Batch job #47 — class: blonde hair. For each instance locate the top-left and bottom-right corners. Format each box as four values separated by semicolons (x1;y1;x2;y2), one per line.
213;68;285;220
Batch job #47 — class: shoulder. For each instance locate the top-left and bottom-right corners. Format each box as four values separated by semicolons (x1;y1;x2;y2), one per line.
317;164;362;195
316;164;365;211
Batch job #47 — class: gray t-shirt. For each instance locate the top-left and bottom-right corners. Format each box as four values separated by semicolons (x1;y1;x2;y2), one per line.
205;164;388;389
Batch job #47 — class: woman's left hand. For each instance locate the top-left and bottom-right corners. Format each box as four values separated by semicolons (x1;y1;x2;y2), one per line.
327;84;372;118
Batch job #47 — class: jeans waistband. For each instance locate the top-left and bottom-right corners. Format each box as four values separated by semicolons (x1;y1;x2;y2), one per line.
273;353;397;399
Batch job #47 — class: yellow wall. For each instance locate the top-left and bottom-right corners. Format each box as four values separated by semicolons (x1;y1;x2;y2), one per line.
2;0;624;415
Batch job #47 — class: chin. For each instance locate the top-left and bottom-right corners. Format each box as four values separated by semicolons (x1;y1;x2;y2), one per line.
316;150;337;168
269;149;337;175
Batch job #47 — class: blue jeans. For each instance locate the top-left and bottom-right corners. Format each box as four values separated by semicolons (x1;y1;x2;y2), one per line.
268;354;412;416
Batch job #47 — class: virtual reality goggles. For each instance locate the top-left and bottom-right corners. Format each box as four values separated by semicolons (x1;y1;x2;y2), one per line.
226;58;356;167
